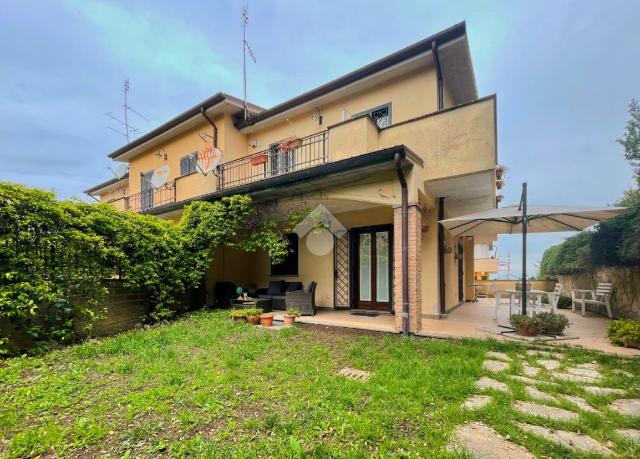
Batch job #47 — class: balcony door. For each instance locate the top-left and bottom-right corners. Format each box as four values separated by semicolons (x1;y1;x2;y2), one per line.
141;172;153;210
353;226;392;311
269;143;296;177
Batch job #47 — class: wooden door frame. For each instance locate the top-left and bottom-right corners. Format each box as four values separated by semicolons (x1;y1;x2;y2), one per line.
350;224;393;312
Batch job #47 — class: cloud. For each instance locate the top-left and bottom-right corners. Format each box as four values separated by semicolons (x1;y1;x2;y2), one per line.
61;0;234;87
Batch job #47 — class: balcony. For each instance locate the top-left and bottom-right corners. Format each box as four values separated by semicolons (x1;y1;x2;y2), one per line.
128;180;176;213
219;131;328;190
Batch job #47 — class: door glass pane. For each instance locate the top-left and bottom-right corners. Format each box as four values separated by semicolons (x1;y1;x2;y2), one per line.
359;234;371;301
376;231;389;302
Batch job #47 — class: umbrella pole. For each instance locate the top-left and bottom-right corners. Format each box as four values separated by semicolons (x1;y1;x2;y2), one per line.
521;182;528;315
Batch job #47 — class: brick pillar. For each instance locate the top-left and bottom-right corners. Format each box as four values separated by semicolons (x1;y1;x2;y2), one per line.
394;205;422;333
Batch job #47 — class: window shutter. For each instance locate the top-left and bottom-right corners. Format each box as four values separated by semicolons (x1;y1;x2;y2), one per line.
180;156;190;176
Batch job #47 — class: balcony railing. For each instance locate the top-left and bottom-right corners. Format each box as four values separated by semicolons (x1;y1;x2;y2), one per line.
128;180;176;213
219;131;328;190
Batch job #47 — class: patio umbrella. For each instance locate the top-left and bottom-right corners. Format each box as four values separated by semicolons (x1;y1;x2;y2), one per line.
439;183;626;314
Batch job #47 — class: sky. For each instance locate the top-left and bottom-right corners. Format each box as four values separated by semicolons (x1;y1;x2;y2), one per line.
1;0;638;276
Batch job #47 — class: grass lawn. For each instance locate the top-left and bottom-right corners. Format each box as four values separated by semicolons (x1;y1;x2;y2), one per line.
1;310;639;458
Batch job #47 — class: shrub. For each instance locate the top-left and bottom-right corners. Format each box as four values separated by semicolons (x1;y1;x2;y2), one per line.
229;308;246;318
510;315;540;336
536;312;570;336
608;319;640;348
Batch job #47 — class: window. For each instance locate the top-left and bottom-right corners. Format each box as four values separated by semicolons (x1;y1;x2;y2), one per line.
268;142;296;177
271;233;298;276
354;103;392;128
180;153;198;176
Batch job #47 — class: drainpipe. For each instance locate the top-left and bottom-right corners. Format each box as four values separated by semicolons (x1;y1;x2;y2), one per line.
394;152;409;337
431;41;444;110
438;197;446;315
200;106;218;147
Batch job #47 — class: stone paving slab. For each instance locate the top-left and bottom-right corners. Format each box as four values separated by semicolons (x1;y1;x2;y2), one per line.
450;422;535;459
509;374;560;387
483;359;509;373
517;422;612;456
612;369;633;378
475;376;510;393
527;349;564;359
552;372;600;384
559;394;598;413
525;386;557;402
337;367;371;381
566;367;601;379
462;395;492;410
616;428;640;443
609;399;640;417
536;359;561;370
576;361;600;370
514;401;579;421
487;351;511;361
583;386;625;396
522;365;540;377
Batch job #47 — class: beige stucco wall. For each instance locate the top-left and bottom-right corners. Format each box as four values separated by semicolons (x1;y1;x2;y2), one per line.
380;96;496;181
243;66;439;154
475;258;499;273
127;116;224;196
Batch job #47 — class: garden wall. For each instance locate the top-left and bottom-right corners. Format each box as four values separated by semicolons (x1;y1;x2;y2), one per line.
558;266;640;319
73;279;151;338
475;280;556;297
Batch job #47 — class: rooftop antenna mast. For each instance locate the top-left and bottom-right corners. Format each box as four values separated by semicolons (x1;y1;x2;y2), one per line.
241;5;257;122
105;79;149;143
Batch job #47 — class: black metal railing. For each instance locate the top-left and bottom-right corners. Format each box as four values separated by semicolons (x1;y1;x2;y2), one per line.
219;131;328;190
128;180;176;213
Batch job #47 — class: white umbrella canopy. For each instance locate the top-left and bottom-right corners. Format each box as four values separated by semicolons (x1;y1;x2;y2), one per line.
440;182;626;318
440;204;627;237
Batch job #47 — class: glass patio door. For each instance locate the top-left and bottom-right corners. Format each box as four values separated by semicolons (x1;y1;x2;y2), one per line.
355;226;392;311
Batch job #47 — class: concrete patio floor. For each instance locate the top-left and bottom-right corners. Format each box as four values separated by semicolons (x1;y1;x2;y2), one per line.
276;300;640;357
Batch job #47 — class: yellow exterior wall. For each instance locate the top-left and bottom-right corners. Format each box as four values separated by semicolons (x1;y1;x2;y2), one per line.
420;207;440;316
380;96;497;181
98;182;129;203
463;237;475;301
127;116;224;196
475;258;499;273
243;66;438;154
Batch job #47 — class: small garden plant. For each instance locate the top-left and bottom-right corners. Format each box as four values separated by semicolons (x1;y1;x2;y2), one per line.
608;318;640;348
535;312;570;335
510;314;540;336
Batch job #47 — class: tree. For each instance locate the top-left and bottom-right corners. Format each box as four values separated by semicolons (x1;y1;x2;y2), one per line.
617;98;640;187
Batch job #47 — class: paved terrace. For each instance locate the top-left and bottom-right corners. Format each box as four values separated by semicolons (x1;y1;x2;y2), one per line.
276;300;639;357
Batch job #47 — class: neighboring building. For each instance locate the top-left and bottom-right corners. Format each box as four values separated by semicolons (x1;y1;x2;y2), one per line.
474;235;499;280
86;22;499;334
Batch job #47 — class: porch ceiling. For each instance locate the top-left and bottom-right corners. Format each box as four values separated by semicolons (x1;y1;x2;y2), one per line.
424;169;495;217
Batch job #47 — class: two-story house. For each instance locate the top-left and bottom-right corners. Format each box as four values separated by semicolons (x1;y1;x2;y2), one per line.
85;22;498;335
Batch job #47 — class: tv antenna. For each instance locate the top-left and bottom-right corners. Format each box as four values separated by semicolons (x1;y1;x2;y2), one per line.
241;5;257;122
105;79;149;143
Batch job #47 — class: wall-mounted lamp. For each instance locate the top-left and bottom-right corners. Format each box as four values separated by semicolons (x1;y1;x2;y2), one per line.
155;148;168;161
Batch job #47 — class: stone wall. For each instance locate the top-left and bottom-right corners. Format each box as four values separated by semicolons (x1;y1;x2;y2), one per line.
559;266;640;319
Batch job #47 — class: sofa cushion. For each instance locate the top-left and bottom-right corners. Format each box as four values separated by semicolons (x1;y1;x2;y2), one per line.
267;280;285;295
285;282;303;292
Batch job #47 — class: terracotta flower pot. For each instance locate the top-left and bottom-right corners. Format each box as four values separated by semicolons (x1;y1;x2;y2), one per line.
283;315;296;326
247;315;260;325
260;313;274;327
250;154;268;166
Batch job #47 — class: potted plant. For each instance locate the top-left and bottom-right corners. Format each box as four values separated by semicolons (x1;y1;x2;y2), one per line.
510;314;540;337
283;308;299;326
277;136;302;152
245;307;263;325
260;312;274;327
536;312;570;336
250;153;268;166
229;308;247;322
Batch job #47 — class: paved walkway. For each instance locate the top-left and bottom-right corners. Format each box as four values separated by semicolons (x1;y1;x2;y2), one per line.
451;349;639;457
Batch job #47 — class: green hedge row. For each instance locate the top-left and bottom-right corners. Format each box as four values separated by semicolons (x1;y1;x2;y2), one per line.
539;190;640;277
